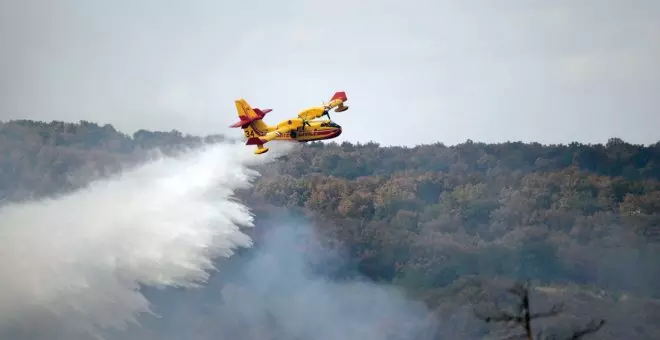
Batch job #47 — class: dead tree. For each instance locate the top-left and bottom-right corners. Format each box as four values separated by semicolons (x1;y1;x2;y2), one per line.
474;281;605;340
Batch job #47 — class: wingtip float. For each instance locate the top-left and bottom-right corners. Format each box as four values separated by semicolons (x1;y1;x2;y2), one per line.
229;91;349;155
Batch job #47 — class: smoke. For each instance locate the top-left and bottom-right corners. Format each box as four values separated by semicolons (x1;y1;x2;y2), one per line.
107;212;440;340
211;218;439;340
0;138;438;340
0;141;291;339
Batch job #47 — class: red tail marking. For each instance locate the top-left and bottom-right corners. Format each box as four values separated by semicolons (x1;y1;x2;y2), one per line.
229;108;272;128
330;91;347;102
230;115;252;128
253;108;272;115
246;137;265;145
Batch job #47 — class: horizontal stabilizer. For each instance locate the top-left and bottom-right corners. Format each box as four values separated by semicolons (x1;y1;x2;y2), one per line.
230;116;253;128
246;137;265;145
254;108;272;115
230;99;272;128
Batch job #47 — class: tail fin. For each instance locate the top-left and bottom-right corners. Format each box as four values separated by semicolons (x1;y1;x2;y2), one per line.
330;91;347;102
230;98;270;137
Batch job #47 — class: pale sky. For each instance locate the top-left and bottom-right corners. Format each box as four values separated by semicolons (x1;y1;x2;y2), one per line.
1;0;658;146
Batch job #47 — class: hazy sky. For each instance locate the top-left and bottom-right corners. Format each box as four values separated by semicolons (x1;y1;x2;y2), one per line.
1;0;658;146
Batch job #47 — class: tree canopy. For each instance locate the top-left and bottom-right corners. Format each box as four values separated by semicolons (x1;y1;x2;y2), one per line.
1;120;658;339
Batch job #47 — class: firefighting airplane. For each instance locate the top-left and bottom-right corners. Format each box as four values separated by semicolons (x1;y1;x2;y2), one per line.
230;91;349;154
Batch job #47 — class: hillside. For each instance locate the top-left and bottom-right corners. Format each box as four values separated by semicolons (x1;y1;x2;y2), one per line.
0;120;227;202
1;120;659;339
242;138;660;339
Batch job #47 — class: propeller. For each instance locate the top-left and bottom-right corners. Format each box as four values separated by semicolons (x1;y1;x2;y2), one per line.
322;109;331;121
301;118;312;130
321;99;348;119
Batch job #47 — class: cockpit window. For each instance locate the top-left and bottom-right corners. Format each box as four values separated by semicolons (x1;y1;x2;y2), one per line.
320;121;340;128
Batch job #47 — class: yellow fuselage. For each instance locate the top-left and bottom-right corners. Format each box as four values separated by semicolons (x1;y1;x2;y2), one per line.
263;117;342;142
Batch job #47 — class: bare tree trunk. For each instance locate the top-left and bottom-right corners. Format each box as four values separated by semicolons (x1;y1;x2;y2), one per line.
474;280;605;340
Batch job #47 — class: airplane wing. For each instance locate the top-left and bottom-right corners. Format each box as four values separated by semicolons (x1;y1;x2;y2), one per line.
297;91;348;120
298;107;326;121
246;125;292;146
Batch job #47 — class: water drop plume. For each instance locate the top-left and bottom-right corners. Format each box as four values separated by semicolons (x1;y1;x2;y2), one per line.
0;140;293;337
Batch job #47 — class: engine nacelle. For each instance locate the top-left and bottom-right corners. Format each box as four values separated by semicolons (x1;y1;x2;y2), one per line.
335;103;349;112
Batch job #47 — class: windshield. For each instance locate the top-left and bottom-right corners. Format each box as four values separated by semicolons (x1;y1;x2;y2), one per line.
320;121;341;128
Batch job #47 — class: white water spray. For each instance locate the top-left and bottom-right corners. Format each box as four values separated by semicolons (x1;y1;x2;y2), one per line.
0;141;292;337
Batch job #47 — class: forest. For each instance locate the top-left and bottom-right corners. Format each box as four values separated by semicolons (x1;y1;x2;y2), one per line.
1;119;659;339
